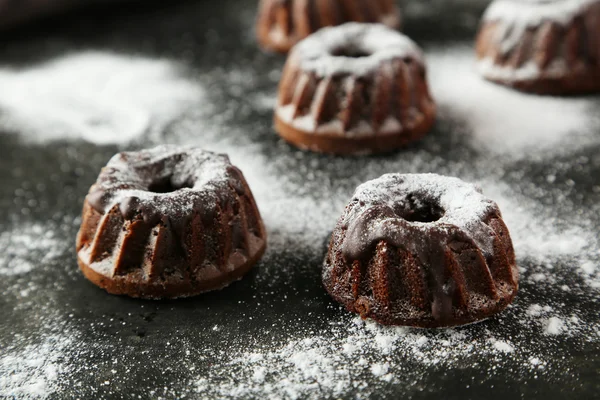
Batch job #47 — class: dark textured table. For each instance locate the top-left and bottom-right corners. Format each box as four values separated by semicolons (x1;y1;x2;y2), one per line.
1;1;599;399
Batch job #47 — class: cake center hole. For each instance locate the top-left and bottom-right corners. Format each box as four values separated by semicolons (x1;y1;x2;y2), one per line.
148;177;193;193
400;195;445;223
331;46;372;58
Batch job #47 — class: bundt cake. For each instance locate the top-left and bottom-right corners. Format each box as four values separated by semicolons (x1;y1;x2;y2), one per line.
256;0;402;53
76;145;267;299
274;23;436;155
476;0;600;95
322;174;519;328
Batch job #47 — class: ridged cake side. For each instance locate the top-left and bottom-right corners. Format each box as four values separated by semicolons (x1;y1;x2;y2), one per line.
276;54;435;138
76;146;267;299
322;174;519;328
476;0;600;94
257;0;401;52
274;24;436;154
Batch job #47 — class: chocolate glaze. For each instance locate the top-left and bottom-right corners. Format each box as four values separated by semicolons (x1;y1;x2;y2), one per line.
341;205;477;323
323;173;519;328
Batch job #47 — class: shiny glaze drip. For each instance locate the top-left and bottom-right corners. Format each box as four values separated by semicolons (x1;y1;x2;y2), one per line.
342;205;470;322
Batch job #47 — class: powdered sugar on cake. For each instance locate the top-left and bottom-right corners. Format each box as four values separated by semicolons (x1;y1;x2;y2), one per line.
351;174;494;225
89;145;232;216
481;0;597;55
346;173;497;256
294;23;423;78
483;0;597;27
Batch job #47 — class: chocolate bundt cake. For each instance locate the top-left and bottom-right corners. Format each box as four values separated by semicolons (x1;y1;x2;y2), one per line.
476;0;600;94
256;0;401;53
275;23;436;155
323;174;518;328
76;145;267;299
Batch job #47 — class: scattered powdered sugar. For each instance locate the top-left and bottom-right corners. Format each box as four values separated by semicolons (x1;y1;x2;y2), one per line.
0;51;202;145
480;181;600;296
0;330;75;398
0;280;86;400
492;340;514;353
179;136;598;399
580;260;597;275
295;23;423;77
190;311;586;399
370;362;391;377
0;222;68;276
482;182;596;263
172;49;599;400
544;317;566;336
250;91;278;111
477;0;600;80
427;46;599;157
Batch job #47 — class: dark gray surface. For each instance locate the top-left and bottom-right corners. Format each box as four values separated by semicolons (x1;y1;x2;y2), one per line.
1;1;599;399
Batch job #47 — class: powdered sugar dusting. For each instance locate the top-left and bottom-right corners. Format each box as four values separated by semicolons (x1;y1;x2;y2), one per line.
544;317;566;335
351;173;495;228
90;144;231;215
485;186;592;259
0;52;202;145
1;329;75;398
0;222;69;276
295;23;423;77
493;340;514;353
343;173;498;258
482;181;599;281
156;71;599;397
476;58;569;83
165;121;597;399
189;310;594;399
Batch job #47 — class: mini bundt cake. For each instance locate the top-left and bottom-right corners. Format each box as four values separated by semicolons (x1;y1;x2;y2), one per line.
323;174;518;328
275;23;436;155
76;145;267;299
476;0;600;94
256;0;401;53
